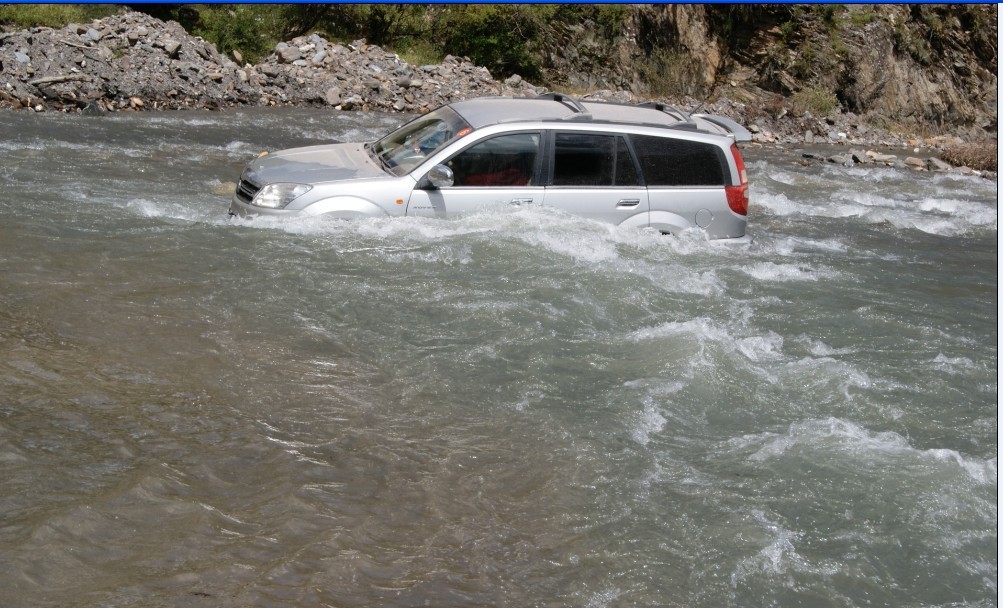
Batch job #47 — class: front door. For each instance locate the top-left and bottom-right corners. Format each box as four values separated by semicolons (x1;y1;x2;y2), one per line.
407;132;543;218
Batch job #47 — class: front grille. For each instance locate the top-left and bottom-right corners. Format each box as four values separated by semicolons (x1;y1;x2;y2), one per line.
235;178;260;204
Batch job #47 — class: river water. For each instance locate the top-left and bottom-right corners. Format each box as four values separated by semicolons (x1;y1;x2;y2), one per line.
0;108;996;607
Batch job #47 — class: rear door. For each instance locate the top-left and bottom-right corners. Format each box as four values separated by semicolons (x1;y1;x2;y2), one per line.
407;132;543;218
541;132;648;227
631;134;735;236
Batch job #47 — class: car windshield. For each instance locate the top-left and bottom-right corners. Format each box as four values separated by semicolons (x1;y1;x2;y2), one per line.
369;107;473;176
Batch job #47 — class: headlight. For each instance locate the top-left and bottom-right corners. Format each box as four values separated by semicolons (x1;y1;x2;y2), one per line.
251;183;312;209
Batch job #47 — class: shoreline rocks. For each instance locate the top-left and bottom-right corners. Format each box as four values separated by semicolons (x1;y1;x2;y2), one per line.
0;11;996;176
798;147;992;178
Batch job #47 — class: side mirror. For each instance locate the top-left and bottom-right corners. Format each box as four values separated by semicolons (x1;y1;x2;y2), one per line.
426;164;454;189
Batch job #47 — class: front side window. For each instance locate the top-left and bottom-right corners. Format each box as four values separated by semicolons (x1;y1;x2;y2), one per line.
446;133;540;187
631;135;727;186
371;106;473;176
552;133;640;187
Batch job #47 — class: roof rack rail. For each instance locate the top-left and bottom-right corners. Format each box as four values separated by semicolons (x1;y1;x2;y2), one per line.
664;122;701;133
636;101;690;122
536;92;592;120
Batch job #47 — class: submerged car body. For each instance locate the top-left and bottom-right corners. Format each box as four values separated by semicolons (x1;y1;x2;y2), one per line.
230;93;752;241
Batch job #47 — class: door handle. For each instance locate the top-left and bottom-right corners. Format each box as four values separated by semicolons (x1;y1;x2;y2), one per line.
616;199;641;208
510;198;534;206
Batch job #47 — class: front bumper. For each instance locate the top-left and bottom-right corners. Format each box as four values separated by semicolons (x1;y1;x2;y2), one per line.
228;196;299;219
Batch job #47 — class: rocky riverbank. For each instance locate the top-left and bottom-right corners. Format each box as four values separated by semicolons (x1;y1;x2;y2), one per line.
0;13;544;111
0;12;996;176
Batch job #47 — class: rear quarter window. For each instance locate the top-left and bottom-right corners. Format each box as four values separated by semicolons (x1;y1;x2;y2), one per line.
631;135;728;187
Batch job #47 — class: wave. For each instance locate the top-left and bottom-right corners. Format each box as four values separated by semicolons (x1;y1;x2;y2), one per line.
736;417;996;485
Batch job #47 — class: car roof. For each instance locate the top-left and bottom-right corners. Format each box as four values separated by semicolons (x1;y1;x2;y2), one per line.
447;94;751;142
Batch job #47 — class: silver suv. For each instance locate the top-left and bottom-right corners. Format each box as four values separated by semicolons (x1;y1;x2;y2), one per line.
230;93;752;242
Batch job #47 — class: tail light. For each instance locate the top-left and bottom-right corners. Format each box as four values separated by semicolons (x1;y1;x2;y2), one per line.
726;143;749;216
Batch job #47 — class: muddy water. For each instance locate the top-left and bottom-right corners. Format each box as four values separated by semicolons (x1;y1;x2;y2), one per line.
0;108;996;607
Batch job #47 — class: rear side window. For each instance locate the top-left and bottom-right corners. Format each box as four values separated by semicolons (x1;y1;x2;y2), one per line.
631;135;727;186
552;133;640;187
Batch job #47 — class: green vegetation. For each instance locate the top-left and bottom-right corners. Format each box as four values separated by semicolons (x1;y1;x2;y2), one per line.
590;4;630;39
434;5;552;79
396;40;442;69
778;20;799;45
791;85;839;116
187;5;281;63
848;7;879;28
0;4;120;29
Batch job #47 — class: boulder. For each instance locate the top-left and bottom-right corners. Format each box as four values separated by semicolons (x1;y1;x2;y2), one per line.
277;46;302;64
324;87;342;106
162;40;182;58
926;158;953;172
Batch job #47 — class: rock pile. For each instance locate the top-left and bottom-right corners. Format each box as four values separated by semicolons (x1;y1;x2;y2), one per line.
0;12;543;114
1;13;252;111
254;35;542;112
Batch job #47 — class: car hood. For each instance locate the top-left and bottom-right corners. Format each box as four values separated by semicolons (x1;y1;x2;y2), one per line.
245;143;389;185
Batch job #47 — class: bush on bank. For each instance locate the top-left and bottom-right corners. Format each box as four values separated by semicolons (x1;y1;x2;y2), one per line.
939;143;997;173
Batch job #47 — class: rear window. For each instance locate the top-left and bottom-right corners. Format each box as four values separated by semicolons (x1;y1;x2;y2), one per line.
631;135;728;186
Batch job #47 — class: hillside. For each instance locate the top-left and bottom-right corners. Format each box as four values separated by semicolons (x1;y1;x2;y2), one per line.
537;5;997;142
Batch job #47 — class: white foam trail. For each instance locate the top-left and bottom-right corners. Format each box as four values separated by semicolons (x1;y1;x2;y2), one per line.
120;197;228;225
763;236;849;257
631;317;733;345
743;417;997;486
738;261;839;282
